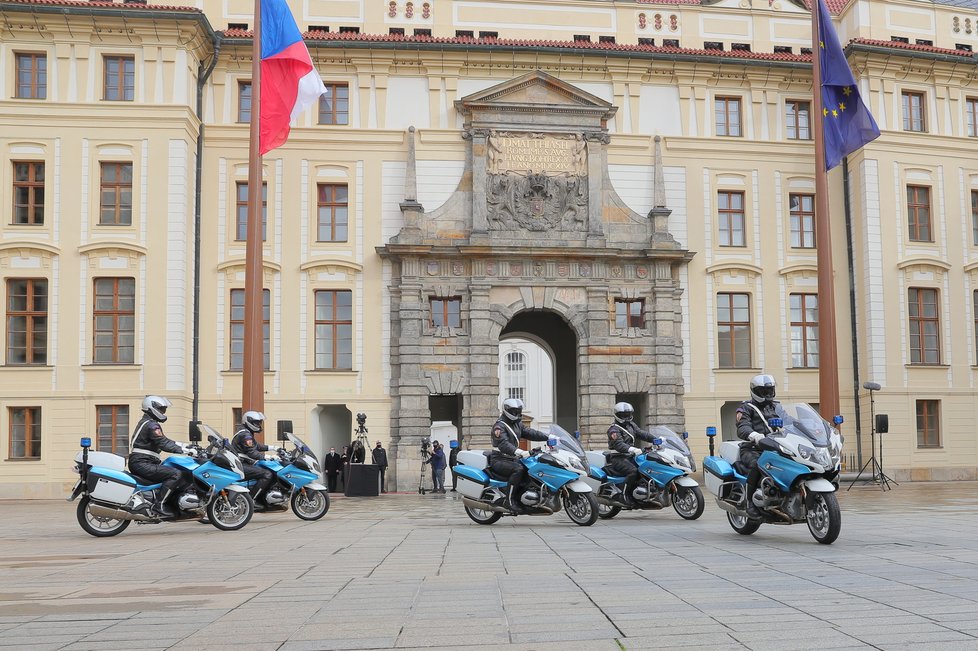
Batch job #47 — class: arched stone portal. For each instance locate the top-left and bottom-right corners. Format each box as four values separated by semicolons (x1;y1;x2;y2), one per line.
378;71;692;491
500;311;577;432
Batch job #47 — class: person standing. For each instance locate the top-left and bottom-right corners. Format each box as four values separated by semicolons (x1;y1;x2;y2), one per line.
372;440;389;493
449;439;460;492
429;441;447;493
323;447;342;493
340;446;350;491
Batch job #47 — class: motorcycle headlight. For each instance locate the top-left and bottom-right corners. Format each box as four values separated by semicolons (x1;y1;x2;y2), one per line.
568;456;586;474
798;445;815;461
673;455;690;469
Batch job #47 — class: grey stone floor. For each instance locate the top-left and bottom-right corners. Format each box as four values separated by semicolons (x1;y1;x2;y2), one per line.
2;482;978;650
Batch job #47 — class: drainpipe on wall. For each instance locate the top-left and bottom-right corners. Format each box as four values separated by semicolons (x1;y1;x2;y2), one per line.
842;156;863;467
192;36;222;420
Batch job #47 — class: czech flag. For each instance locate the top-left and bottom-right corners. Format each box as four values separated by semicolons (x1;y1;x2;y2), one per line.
259;0;326;154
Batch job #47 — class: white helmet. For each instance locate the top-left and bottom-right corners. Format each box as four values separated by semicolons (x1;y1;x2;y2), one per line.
141;395;172;422
242;410;265;433
501;398;524;422
749;374;777;404
614;402;635;424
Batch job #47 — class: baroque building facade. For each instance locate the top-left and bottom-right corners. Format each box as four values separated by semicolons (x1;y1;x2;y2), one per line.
2;0;978;496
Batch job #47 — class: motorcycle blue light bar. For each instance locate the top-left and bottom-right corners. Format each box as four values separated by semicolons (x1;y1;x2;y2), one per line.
769;418;784;428
80;437;92;447
833;415;844;425
706;426;717;437
652;438;663;446
681;431;689;439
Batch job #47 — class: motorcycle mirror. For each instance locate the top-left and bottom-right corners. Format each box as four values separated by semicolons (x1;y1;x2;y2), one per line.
188;420;202;442
80;437;91;448
277;420;292;441
706;426;717;438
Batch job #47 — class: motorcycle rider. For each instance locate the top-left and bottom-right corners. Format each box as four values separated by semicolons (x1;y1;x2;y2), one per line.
127;395;195;517
230;411;280;510
606;402;657;505
736;374;780;519
490;398;549;514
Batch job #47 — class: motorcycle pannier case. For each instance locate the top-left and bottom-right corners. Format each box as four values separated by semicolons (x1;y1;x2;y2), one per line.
452;465;490;499
86;467;137;505
703;456;735;495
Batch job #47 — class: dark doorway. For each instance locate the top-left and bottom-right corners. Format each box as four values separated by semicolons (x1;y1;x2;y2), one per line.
616;392;648;429
429;394;463;442
501;310;578;431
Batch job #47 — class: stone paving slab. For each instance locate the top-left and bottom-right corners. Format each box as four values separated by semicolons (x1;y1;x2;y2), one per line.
2;483;978;649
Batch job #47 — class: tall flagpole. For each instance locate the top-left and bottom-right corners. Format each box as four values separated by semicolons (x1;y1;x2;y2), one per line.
812;0;841;419
243;0;265;437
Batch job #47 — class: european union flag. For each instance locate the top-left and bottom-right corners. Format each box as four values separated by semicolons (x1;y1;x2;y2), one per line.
817;0;880;170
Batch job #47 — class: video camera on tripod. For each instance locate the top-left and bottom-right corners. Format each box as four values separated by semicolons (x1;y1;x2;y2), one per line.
420;437;432;464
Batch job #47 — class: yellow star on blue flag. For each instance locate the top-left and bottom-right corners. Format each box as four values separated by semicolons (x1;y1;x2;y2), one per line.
817;0;880;170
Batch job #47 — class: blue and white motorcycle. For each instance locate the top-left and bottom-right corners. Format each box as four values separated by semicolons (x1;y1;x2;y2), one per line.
68;424;253;537
242;431;330;520
703;403;844;544
452;424;598;526
584;426;704;520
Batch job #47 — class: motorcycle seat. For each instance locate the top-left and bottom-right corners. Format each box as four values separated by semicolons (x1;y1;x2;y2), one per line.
129;473;155;486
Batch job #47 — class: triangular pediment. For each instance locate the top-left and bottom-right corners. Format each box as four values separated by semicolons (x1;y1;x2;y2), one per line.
461;71;612;109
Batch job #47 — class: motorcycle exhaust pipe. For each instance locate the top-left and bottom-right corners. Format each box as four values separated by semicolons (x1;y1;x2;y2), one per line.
89;503;154;522
713;499;744;516
462;497;509;513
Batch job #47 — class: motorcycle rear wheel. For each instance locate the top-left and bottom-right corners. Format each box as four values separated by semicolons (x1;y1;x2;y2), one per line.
727;511;761;535
673;485;705;520
464;504;502;525
597;502;621;519
207;491;254;531
563;492;599;526
291;488;330;521
807;492;841;544
77;497;131;537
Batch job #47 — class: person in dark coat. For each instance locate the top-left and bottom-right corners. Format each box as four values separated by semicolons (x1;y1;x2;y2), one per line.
429;441;447;493
323;447;343;492
372;441;389;493
449;439;460;491
736;374;781;520
340;446;350;490
351;440;366;464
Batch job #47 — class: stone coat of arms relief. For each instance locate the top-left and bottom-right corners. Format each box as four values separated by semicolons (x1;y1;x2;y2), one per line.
486;131;589;232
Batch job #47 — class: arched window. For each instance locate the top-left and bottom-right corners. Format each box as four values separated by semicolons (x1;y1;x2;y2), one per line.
504;351;526;402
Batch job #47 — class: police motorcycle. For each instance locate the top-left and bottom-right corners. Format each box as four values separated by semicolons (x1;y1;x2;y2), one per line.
584;426;704;520
703;402;844;544
68;423;254;537
242;424;330;521
452;424;599;526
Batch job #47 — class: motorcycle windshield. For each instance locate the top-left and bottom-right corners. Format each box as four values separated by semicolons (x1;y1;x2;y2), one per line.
775;403;832;446
647;426;690;455
548;424;587;464
287;432;318;461
199;423;225;447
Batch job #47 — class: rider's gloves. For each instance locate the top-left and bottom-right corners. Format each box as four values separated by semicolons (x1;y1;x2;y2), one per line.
628;447;642;457
181;444;196;454
748;432;765;444
515;449;530;458
267;444;281;452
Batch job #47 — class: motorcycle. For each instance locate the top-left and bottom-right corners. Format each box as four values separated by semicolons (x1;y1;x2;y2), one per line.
451;424;599;526
584;426;704;520
68;424;254;537
243;430;330;520
703;402;844;544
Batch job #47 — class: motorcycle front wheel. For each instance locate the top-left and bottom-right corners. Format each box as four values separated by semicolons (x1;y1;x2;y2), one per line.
77;497;131;537
727;511;761;535
673;485;705;520
464;504;502;525
207;490;254;531
563;492;599;526
291;488;330;521
806;491;841;544
597;502;622;520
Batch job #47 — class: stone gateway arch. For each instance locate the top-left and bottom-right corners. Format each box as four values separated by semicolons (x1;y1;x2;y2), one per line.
378;71;692;490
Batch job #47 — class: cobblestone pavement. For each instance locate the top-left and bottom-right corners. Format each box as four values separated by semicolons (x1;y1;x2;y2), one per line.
2;482;978;650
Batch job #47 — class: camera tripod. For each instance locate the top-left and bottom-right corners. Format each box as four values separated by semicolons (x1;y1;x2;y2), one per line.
418;444;431;494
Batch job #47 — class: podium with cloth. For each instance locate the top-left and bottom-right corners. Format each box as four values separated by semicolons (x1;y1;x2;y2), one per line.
344;463;380;497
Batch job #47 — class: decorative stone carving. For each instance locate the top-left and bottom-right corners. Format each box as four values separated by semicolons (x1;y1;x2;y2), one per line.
486;131;589;232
